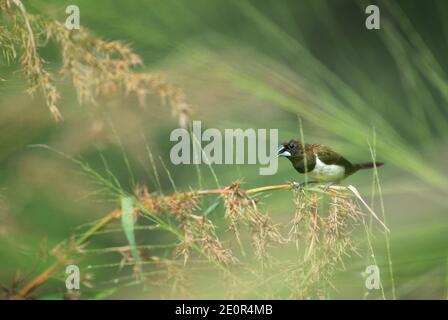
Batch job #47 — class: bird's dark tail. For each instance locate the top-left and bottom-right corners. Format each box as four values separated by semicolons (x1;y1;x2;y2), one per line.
353;162;384;170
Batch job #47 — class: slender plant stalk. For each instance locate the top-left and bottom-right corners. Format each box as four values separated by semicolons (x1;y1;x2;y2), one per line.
368;143;396;299
362;220;386;300
363;130;386;300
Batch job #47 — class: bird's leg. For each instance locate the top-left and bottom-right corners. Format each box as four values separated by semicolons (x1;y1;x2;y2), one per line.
323;182;334;192
292;180;319;191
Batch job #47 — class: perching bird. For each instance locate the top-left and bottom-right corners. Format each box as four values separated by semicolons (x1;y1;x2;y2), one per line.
278;140;384;190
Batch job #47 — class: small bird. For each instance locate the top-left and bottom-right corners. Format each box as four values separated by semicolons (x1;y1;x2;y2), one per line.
278;140;384;190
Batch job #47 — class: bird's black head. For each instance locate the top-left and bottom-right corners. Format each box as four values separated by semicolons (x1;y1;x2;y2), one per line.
277;140;304;159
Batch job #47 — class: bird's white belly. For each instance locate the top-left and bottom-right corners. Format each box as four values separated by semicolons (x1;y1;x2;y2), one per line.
308;156;345;182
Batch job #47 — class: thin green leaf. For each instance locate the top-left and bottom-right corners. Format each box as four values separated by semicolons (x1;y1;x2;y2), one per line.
120;196;143;281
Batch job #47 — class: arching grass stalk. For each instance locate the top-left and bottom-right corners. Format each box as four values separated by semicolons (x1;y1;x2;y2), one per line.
363;130;386;300
362;219;386;300
368;142;396;299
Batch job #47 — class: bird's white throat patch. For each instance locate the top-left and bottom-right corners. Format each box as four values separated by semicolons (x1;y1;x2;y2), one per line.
308;155;345;182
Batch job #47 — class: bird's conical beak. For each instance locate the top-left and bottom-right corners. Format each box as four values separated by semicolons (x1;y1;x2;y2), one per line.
277;145;291;157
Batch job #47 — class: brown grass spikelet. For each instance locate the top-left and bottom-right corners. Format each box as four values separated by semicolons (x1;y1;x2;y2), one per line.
222;181;247;241
324;194;362;248
289;190;320;249
321;194;363;269
136;185;200;218
5;0;63;121
162;193;200;219
223;181;286;261
45;20;191;127
134;185;237;266
177;214;238;266
285;190;364;298
0;0;191;126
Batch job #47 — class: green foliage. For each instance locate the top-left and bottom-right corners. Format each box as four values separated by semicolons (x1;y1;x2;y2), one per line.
120;196;142;281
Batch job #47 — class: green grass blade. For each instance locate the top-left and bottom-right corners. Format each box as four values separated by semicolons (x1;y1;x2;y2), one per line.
120;196;143;281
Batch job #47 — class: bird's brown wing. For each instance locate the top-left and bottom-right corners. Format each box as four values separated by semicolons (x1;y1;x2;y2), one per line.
315;145;354;170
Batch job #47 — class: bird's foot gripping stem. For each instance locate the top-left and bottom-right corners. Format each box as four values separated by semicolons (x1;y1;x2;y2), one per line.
291;181;335;192
291;181;318;191
322;182;334;192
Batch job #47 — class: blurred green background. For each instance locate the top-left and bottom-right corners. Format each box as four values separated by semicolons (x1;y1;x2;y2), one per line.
1;0;448;299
